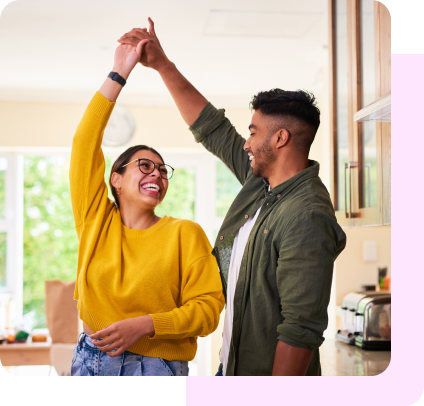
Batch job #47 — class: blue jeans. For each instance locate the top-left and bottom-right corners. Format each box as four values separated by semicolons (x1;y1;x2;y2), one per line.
215;363;223;376
71;332;188;376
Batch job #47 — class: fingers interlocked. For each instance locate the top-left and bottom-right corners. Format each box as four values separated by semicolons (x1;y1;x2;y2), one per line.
118;17;157;46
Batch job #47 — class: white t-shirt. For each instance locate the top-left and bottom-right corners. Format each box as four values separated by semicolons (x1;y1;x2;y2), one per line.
219;206;262;376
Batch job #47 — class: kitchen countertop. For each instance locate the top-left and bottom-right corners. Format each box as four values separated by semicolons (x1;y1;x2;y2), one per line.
320;338;391;376
0;338;51;366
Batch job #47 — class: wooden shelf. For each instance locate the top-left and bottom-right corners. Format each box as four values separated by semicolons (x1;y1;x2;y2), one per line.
354;92;391;122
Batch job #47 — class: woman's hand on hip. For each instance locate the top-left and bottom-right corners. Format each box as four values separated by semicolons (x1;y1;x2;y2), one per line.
89;315;155;357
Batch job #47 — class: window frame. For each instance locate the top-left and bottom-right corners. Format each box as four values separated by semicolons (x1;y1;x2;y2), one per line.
0;153;24;332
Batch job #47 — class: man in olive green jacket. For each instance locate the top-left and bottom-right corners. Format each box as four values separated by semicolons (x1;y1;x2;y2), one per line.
119;19;347;376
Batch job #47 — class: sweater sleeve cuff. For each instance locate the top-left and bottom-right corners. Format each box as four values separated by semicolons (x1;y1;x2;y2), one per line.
149;312;175;339
86;91;116;120
189;102;227;143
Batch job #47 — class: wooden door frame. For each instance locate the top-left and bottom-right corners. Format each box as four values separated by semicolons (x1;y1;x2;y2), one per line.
328;0;359;225
329;0;389;226
328;0;338;210
375;1;391;225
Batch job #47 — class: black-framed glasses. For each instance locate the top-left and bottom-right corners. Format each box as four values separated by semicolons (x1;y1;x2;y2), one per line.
120;158;174;180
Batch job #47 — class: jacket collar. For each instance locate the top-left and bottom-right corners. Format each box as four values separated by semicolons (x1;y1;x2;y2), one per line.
262;160;320;196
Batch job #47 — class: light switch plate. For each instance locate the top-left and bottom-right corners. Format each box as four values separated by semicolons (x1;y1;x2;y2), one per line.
363;241;378;262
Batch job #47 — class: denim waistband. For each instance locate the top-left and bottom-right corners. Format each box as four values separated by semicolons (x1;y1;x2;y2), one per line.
73;332;189;376
77;331;100;350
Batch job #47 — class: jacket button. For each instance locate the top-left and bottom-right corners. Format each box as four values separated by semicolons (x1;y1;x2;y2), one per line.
264;229;268;234
245;214;248;219
277;194;281;198
220;236;224;240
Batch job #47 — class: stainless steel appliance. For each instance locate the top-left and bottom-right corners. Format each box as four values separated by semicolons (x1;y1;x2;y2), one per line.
354;294;391;350
336;291;391;350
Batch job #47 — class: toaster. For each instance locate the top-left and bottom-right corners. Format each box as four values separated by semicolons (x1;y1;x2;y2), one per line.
354;293;391;350
336;291;390;349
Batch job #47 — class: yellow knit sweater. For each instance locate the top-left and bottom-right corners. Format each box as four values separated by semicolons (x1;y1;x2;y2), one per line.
70;92;225;361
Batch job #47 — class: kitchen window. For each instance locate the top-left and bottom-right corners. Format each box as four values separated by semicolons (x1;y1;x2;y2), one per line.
216;160;242;218
0;150;223;376
0;157;7;288
22;154;199;327
0;154;24;331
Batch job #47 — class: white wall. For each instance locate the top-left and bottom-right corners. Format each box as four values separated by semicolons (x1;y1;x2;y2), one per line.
335;225;391;305
0;99;252;151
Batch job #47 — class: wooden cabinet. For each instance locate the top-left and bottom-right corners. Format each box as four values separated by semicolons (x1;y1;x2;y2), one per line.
329;0;391;226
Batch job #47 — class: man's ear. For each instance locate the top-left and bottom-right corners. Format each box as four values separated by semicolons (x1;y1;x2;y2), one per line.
275;129;290;149
111;172;121;189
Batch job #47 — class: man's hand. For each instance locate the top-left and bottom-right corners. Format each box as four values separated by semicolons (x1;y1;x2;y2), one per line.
118;18;172;73
89;315;155;357
118;17;208;125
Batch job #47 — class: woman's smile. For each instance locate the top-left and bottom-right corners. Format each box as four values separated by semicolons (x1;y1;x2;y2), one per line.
140;181;161;197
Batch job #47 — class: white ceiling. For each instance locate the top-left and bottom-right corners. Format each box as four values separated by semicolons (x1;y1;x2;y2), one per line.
0;0;329;107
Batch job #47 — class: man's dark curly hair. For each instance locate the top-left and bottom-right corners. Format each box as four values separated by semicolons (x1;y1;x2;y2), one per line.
250;89;320;152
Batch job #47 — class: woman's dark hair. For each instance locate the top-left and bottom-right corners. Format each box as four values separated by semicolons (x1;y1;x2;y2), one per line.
109;145;165;208
250;89;321;151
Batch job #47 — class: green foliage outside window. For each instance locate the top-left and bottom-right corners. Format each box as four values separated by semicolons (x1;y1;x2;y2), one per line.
213;160;243;241
23;155;195;327
363;158;378;208
24;156;79;327
216;161;242;218
0;167;6;288
155;167;195;221
0;233;6;288
104;157;195;219
0;168;5;219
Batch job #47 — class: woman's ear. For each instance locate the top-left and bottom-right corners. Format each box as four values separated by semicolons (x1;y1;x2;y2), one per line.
111;172;121;189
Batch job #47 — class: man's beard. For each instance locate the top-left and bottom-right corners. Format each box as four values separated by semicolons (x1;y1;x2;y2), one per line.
252;138;274;178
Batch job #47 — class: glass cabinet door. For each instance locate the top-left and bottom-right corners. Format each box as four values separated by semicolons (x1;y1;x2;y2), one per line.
330;0;388;226
332;0;351;225
356;0;381;225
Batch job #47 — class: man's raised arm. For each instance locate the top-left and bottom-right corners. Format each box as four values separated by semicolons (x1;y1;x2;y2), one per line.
119;18;207;126
119;19;252;186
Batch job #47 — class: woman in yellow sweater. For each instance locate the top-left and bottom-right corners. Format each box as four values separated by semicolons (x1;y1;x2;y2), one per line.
69;39;224;376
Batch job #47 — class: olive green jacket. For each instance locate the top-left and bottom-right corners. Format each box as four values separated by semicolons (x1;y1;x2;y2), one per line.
189;103;347;376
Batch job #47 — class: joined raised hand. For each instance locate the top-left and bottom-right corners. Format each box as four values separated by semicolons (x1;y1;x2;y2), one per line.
118;17;171;72
112;40;149;80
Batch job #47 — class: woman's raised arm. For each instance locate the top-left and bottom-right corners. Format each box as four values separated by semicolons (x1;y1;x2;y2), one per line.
99;40;148;102
69;41;148;231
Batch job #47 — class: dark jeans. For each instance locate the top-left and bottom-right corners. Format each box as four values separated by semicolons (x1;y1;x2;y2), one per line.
215;363;223;376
